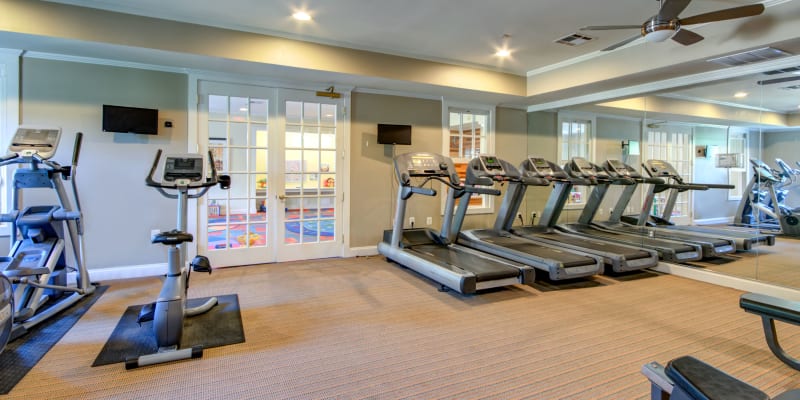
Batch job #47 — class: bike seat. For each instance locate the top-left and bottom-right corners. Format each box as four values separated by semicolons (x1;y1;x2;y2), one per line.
152;230;193;245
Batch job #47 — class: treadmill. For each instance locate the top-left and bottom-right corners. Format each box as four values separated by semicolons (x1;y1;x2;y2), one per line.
595;159;736;258
556;157;703;263
639;159;777;249
453;155;604;280
501;157;659;273
377;152;534;294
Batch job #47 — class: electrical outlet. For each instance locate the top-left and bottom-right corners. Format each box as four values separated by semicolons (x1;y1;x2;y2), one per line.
409;217;415;226
426;217;432;225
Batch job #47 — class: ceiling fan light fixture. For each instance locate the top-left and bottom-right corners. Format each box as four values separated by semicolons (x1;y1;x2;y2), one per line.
642;19;679;42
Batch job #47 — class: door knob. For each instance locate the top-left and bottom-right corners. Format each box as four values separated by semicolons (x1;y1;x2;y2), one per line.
278;194;286;200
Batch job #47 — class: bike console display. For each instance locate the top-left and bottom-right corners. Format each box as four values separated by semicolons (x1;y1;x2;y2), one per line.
163;155;205;184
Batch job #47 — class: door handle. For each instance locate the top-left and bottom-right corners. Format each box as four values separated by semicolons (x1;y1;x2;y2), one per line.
278;194;286;200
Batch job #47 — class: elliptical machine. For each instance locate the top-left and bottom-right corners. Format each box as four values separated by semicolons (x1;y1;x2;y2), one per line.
0;127;94;354
125;150;230;369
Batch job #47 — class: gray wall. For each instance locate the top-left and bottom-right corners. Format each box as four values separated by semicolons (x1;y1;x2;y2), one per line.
16;58;188;269
349;92;528;248
525;111;557;223
693;126;737;220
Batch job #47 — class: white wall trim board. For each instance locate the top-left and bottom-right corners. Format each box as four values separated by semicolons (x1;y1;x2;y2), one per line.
653;262;800;300
347;246;379;258
693;217;733;225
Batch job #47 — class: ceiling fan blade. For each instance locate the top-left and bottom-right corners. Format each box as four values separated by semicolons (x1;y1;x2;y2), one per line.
679;4;765;25
657;0;692;20
581;25;642;31
757;76;800;86
601;34;642;51
671;29;704;46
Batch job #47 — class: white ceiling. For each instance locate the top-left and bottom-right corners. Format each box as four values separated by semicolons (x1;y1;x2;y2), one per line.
26;0;800;114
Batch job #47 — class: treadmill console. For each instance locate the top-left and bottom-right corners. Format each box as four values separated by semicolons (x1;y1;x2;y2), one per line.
527;157;552;175
8;127;61;159
605;159;632;177
569;157;599;177
477;155;506;176
644;159;680;177
393;152;459;185
163;154;206;185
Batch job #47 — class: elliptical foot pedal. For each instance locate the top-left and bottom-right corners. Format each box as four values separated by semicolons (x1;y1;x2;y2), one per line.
137;302;156;324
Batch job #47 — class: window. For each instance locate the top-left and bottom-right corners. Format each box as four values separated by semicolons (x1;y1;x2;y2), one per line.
0;50;20;224
557;113;594;208
645;126;694;223
726;129;748;201
443;105;494;213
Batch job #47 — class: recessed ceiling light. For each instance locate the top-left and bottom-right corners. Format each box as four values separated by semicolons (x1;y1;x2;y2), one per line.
292;11;312;21
734;92;748;98
495;49;511;57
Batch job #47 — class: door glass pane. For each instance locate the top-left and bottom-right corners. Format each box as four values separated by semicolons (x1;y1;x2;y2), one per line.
284;99;337;246
205;95;270;251
230;122;248;146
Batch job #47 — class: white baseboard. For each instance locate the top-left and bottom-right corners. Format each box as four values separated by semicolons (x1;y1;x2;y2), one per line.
653;262;800;300
68;263;167;284
346;246;379;257
692;217;733;225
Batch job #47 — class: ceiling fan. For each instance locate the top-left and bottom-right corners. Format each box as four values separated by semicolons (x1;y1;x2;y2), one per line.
580;0;765;51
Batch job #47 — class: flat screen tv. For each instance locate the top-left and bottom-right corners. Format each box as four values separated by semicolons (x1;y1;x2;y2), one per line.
102;104;159;135
377;124;411;145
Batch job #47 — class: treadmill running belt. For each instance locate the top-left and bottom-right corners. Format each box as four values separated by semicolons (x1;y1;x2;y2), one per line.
568;225;696;253
484;236;594;268
522;230;653;261
411;244;520;281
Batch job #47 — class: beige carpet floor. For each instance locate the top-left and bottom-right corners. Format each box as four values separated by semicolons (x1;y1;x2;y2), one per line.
4;256;800;399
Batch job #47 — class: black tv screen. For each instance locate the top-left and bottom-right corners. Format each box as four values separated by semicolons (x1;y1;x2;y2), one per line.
377;124;411;145
102;104;158;135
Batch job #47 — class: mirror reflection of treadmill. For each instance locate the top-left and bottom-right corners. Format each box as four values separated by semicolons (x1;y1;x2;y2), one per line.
498;157;660;274
638;159;777;249
591;159;737;259
548;157;706;263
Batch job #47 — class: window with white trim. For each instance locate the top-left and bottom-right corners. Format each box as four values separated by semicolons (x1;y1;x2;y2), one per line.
727;129;748;201
0;51;20;221
645;126;694;223
443;105;494;213
557;113;594;208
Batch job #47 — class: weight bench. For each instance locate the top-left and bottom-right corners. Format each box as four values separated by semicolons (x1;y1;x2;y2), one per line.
740;292;800;371
642;355;800;400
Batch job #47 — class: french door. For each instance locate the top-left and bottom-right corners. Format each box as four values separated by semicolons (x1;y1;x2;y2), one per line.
197;82;344;267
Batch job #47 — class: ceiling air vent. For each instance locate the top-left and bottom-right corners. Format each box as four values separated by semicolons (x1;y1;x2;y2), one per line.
763;66;800;75
555;33;594;46
707;47;793;67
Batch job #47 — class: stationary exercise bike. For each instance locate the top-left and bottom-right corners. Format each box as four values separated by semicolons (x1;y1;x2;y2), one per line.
125;150;230;369
0;127;95;355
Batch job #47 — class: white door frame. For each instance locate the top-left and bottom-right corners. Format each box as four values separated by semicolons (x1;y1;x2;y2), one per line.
187;74;352;265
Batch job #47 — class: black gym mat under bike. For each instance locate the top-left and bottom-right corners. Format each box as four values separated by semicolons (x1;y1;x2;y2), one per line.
0;285;107;395
93;293;245;367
